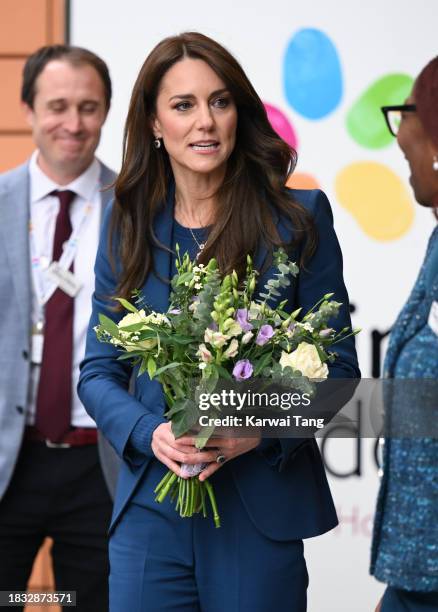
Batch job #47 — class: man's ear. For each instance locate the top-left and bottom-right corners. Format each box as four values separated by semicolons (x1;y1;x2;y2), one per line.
22;102;35;128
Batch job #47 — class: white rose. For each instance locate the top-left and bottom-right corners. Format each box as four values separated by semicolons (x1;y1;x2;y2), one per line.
280;343;328;379
118;310;147;329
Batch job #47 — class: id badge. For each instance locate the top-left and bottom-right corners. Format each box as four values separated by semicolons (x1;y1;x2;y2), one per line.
45;262;82;297
31;322;44;365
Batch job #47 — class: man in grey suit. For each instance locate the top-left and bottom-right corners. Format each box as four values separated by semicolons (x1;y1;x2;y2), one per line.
0;45;118;611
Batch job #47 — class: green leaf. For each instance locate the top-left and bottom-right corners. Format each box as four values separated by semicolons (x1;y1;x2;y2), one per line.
165;398;188;418
114;297;138;313
98;314;119;337
138;357;148;377
176;272;193;286
147;357;157;379
253;351;273;377
214;364;233;381
154;362;181;377
171;399;199;438
195;424;216;449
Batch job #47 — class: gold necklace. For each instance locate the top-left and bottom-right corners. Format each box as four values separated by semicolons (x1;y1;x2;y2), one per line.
175;197;208;259
188;226;205;259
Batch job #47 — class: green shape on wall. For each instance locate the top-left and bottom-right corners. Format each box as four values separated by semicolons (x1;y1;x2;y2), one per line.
346;73;413;149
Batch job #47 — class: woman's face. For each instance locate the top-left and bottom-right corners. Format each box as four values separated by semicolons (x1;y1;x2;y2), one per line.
152;58;238;181
397;91;438;207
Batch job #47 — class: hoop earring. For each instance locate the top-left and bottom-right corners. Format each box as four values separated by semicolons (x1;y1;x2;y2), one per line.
154;138;162;149
433;155;438;172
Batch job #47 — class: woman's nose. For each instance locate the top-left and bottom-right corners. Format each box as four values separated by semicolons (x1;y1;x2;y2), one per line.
195;104;214;130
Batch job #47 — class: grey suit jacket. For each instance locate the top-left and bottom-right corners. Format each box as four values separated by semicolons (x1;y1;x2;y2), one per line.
0;158;120;500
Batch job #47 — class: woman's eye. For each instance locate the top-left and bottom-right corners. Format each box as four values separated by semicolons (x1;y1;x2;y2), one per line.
175;101;192;111
213;97;229;108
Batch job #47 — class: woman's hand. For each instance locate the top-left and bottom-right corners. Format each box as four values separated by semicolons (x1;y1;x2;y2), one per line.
151;422;222;477
151;423;261;479
197;433;261;481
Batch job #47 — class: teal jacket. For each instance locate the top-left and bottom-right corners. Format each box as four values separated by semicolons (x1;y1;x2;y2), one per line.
371;226;438;592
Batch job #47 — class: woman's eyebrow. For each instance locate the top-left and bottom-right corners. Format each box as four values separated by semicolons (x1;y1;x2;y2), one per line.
168;88;230;102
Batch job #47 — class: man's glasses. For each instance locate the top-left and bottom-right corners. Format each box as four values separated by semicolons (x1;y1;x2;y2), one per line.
381;104;416;137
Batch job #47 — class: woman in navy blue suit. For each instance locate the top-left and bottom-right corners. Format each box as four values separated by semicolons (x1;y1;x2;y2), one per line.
79;32;359;611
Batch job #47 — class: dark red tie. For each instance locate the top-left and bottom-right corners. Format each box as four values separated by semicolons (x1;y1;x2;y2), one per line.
35;190;76;442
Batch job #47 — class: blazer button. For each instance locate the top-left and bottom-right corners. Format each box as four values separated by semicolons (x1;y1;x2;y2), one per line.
16;406;24;414
22;350;29;360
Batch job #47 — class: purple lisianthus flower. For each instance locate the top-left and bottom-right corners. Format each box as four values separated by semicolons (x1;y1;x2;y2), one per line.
169;307;181;315
208;321;219;331
236;308;253;332
256;324;274;346
233;359;253;381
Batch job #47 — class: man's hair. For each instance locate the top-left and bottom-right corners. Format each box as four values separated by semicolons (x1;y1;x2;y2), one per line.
21;44;112;110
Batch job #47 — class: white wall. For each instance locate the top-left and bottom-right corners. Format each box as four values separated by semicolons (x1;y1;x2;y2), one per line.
71;1;438;609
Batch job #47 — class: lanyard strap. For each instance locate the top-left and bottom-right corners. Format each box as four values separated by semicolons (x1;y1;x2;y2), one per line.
30;197;94;318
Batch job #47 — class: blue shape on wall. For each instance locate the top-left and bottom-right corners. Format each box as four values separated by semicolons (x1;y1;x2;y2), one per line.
284;28;343;119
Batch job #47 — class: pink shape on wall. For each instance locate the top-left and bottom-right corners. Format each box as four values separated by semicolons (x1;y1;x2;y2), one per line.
264;102;298;150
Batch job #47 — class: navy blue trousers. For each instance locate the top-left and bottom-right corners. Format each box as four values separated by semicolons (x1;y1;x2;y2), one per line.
109;459;308;611
382;586;438;611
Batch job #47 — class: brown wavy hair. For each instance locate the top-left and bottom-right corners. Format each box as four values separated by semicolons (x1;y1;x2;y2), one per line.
110;32;317;299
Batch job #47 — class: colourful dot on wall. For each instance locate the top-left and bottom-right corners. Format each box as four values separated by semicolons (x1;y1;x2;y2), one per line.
283;28;343;120
346;73;414;149
286;172;320;190
335;162;414;241
264;102;298;149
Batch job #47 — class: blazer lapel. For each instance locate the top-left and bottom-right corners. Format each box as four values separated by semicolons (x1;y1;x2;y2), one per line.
0;164;31;338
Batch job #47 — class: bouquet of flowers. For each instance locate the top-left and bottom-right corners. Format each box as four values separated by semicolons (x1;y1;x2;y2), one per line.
95;247;356;527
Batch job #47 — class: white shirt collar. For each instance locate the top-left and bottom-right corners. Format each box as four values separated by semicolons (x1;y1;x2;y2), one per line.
29;150;100;203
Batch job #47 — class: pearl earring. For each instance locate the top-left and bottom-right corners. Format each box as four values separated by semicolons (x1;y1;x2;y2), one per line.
154;138;162;149
433;155;438;172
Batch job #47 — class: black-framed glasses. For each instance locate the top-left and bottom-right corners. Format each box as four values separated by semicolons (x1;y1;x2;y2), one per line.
381;104;416;137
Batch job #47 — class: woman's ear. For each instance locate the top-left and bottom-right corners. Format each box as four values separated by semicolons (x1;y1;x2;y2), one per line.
152;116;162;139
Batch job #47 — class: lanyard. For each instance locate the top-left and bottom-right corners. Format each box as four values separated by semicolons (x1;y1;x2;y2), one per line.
29;196;94;320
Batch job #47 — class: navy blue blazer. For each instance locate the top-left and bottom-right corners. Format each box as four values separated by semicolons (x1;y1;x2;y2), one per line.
78;187;360;541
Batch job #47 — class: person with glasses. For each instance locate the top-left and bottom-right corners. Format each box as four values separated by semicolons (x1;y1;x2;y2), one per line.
371;57;438;612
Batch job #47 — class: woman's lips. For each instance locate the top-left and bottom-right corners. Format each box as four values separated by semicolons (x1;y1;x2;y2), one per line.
189;141;220;152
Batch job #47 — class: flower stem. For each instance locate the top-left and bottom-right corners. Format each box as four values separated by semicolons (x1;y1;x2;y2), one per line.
204;480;221;528
155;471;177;503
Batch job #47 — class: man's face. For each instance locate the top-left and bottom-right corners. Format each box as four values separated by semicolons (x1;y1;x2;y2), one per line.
24;59;108;183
